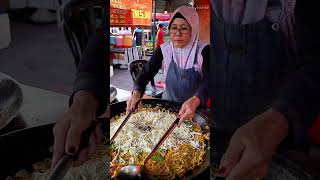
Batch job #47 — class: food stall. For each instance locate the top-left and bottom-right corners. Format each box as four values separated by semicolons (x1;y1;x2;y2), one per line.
110;0;153;68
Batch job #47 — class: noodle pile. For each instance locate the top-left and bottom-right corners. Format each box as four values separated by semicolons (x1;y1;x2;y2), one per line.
6;144;109;180
110;106;209;180
6;106;209;180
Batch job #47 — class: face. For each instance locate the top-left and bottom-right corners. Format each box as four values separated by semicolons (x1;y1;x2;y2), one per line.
169;18;191;48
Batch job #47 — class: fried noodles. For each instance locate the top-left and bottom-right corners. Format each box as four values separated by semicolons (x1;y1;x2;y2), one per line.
110;106;209;179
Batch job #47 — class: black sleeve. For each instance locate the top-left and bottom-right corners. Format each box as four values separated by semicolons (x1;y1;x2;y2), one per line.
273;61;320;148
194;45;210;107
272;0;320;148
133;48;163;95
69;28;108;116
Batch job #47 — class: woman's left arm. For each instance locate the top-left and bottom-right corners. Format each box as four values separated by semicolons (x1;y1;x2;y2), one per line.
193;45;210;107
178;45;210;126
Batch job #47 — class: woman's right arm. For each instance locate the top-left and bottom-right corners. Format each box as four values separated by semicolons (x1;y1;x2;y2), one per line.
52;27;107;168
132;47;163;94
127;48;163;112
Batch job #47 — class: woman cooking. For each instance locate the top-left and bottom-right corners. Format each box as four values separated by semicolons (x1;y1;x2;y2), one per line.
50;1;319;179
127;6;210;126
50;5;209;169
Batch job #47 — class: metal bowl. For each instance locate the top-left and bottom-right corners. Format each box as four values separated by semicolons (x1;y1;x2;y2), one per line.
0;73;23;130
110;85;117;103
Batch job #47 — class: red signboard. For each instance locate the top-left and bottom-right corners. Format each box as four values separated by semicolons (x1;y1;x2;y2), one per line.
110;0;153;27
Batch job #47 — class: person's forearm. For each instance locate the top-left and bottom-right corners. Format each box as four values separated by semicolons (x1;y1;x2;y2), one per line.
71;90;99;114
70;29;108;116
193;80;208;107
265;109;289;146
271;0;320;147
133;48;163;93
193;45;210;107
272;61;320;147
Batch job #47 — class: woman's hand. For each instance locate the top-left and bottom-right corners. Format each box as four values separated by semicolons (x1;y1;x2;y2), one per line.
178;96;201;127
218;109;289;180
51;91;103;169
126;90;142;114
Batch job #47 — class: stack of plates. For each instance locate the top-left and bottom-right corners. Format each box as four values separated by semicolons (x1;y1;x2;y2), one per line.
0;73;23;129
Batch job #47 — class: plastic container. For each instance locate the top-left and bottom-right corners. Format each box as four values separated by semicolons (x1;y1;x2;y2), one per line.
115;35;124;48
123;35;133;48
110;35;116;45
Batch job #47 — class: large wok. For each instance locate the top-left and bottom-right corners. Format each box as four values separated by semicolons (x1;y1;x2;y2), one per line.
0;123;54;179
0;99;209;179
110;99;211;179
0;99;314;180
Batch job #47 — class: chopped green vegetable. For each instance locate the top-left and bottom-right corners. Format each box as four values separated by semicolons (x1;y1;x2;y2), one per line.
151;155;165;161
109;144;115;150
185;121;193;126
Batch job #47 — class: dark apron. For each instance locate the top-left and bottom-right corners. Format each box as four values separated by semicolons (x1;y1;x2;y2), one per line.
210;3;291;134
209;1;294;165
162;49;203;104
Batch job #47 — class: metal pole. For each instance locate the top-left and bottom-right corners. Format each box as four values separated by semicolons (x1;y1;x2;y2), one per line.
142;28;145;58
152;0;156;52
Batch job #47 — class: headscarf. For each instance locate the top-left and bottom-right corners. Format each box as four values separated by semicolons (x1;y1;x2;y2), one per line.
160;6;208;80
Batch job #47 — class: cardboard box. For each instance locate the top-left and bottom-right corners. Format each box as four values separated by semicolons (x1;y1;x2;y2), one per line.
0;13;11;50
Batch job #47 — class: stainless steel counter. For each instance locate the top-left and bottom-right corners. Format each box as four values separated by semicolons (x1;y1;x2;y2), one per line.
0;84;69;135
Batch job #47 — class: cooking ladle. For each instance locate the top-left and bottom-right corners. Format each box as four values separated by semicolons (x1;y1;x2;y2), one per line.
116;117;180;180
110;100;140;142
48;100;140;180
47;118;108;180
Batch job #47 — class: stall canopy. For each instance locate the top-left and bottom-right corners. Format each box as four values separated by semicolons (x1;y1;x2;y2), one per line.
110;0;153;27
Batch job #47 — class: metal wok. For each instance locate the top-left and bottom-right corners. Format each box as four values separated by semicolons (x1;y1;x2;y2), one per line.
0;99;210;180
0;99;314;180
111;99;315;180
110;99;211;179
0;123;55;179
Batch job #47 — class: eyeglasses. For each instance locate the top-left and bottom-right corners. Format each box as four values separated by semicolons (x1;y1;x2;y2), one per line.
169;26;190;34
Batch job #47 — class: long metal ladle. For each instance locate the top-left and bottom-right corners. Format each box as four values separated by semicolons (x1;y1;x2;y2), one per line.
110;100;140;142
48;100;140;180
116;117;180;180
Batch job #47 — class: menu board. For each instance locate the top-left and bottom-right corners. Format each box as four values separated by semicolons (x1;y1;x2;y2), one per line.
110;0;153;27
